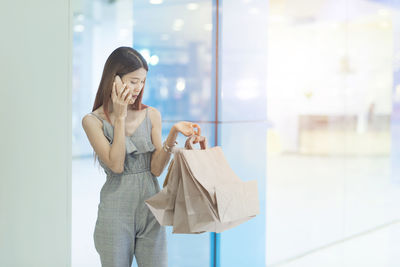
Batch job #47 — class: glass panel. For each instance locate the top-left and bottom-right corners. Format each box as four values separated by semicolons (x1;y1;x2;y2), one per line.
72;0;213;266
393;3;400;184
72;0;137;266
266;0;400;266
132;1;214;122
131;1;214;265
344;0;398;238
220;0;268;122
219;122;267;267
72;0;135;157
158;122;214;267
218;0;268;266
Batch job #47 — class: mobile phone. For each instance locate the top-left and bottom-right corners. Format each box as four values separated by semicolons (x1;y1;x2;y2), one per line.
114;75;124;92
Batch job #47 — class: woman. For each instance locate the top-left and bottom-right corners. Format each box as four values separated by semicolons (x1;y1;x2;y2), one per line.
82;46;201;267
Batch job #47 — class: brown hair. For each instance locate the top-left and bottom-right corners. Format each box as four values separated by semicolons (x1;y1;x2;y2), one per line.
91;46;149;166
92;46;149;117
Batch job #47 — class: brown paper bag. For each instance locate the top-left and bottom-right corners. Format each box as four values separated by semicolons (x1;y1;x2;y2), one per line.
144;157;179;226
145;135;260;234
179;136;259;233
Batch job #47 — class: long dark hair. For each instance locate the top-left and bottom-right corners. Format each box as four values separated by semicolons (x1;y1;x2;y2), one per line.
92;46;149;123
91;46;149;166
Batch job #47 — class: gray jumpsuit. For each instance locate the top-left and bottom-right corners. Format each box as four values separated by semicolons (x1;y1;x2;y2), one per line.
89;108;167;267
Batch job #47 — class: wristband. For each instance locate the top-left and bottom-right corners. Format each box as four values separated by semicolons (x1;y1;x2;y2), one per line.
163;140;178;153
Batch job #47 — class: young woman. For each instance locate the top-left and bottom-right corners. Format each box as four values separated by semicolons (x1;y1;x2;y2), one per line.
82;46;201;267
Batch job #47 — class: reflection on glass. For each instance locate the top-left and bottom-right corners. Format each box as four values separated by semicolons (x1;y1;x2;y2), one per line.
132;1;213;122
218;0;268;266
132;2;213;266
72;0;213;266
266;0;400;266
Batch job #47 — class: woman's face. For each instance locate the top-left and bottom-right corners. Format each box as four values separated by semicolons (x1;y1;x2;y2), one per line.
121;68;147;105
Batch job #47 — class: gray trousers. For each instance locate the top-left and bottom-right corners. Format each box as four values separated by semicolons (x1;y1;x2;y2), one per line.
93;171;168;267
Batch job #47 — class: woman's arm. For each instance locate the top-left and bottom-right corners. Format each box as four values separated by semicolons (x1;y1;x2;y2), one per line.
82;79;132;174
149;107;178;177
82;115;127;173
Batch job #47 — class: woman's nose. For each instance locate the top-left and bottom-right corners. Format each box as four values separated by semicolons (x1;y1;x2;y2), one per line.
129;86;139;93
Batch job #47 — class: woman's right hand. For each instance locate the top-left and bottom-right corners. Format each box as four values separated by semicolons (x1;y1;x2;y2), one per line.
111;75;132;119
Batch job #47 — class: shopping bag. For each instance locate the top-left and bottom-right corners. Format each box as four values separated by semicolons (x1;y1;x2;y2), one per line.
145;135;260;234
144;156;180;226
178;136;259;233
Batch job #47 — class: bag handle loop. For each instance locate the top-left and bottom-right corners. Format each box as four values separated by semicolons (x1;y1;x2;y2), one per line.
184;135;208;150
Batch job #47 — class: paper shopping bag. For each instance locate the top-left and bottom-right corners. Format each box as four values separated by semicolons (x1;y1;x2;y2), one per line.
178;136;259;233
145;135;260;234
144;156;180;226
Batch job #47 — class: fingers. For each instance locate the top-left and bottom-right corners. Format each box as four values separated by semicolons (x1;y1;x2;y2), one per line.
118;83;128;98
193;135;202;144
191;123;201;136
112;81;131;104
112;82;118;99
124;91;132;103
112;82;115;99
121;85;130;101
190;123;201;144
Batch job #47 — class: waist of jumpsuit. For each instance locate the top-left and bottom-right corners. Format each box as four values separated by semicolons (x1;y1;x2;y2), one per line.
107;167;152;177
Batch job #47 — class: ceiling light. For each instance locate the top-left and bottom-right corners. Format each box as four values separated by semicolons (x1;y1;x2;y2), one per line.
203;23;212;31
150;0;163;4
173;19;184;31
149;55;159;65
74;24;84;32
187;3;199;10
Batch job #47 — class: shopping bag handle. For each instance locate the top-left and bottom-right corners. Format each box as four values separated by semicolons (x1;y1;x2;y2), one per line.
185;135;208;150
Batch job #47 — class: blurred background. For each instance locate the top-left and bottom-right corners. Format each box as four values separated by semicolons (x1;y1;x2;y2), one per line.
71;0;400;267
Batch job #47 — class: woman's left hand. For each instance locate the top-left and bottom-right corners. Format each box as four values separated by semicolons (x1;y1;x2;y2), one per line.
173;121;202;143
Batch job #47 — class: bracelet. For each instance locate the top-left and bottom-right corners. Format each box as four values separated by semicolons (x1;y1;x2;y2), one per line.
163;140;178;153
163;141;177;153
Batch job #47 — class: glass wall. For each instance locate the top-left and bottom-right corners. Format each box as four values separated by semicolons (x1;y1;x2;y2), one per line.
266;0;400;266
72;0;218;266
69;0;400;265
72;1;139;265
219;0;268;266
131;1;214;266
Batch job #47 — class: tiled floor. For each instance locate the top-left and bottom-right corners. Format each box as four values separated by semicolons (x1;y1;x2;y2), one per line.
266;154;400;267
72;154;400;266
72;158;104;267
269;221;400;267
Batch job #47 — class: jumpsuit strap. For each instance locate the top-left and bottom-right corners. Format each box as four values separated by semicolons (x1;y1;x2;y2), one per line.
89;112;104;122
145;108;150;134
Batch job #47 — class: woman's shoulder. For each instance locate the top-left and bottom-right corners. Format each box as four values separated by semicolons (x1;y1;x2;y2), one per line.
81;113;103;136
147;106;162;129
147;106;161;119
82;107;104;128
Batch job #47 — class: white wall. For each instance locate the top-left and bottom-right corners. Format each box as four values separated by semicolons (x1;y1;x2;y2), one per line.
0;1;71;266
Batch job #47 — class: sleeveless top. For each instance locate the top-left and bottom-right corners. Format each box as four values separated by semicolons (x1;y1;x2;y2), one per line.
89;108;156;177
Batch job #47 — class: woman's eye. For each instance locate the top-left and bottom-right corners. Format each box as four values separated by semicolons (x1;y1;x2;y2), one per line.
131;80;144;84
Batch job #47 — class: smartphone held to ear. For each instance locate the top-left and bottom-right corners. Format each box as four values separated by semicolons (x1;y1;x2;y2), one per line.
115;75;122;84
114;75;124;94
